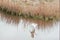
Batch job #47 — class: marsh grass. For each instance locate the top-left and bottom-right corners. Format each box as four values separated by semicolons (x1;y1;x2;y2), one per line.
0;0;59;38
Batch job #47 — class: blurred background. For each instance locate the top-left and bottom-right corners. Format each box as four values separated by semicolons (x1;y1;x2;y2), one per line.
0;12;59;40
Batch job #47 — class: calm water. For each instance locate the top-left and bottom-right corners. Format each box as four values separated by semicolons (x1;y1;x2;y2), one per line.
0;0;59;40
0;12;59;40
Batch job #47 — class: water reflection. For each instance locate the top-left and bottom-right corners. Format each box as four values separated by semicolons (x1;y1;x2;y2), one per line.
0;11;57;27
0;12;20;25
0;12;59;38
